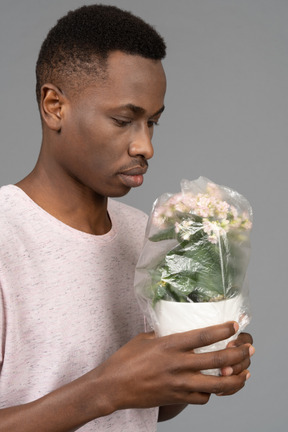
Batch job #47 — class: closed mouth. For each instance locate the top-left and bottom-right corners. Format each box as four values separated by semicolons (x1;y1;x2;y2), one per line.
119;166;148;176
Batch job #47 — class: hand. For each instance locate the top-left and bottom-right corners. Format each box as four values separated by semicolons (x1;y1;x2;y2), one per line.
158;329;254;421
220;332;254;382
94;322;254;414
0;323;253;431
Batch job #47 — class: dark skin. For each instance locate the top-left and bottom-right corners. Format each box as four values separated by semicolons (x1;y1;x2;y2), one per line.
0;51;254;430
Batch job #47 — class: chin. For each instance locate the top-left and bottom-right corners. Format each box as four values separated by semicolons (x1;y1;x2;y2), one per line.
95;182;132;199
108;187;132;198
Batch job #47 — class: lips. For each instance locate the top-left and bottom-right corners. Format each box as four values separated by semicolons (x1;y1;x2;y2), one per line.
118;165;148;188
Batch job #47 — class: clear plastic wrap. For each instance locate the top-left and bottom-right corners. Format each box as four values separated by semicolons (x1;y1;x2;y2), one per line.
135;177;253;375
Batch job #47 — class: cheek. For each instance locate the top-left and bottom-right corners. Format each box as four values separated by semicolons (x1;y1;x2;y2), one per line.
77;133;124;176
66;113;129;171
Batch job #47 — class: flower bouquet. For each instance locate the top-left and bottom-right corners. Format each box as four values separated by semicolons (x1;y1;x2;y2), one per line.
134;177;252;375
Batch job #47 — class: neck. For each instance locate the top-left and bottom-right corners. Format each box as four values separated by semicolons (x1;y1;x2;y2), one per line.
16;161;111;236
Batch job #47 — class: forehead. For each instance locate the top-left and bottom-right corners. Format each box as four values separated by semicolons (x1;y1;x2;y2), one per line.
73;51;166;112
105;51;166;86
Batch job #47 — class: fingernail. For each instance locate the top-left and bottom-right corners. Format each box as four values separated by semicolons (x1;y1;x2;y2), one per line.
246;372;251;380
249;345;255;357
233;322;239;333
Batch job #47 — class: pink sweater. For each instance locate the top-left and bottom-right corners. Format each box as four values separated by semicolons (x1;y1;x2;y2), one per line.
0;185;158;431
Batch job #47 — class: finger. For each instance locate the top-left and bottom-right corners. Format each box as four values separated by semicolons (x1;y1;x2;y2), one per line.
187;343;251;373
226;332;253;348
216;371;251;396
161;321;239;352
221;356;251;376
185;392;211;405
187;370;248;396
222;343;254;375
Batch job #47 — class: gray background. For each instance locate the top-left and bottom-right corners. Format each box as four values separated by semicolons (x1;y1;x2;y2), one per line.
0;0;287;430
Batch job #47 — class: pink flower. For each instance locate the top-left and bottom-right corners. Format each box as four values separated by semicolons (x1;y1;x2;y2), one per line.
208;233;218;244
203;219;214;235
194;195;211;217
241;219;252;230
230;205;238;219
216;201;229;219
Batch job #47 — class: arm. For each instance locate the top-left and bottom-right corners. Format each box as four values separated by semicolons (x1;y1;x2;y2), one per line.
0;322;254;432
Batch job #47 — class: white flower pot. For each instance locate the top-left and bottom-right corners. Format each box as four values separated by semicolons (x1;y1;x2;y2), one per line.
153;295;247;376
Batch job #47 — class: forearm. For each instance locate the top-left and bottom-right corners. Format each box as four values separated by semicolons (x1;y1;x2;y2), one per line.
0;369;112;432
0;327;253;431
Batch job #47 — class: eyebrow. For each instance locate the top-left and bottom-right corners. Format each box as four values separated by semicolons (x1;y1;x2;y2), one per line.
121;103;165;117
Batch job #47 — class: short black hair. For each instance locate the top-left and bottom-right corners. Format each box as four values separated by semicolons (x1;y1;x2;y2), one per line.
36;4;166;105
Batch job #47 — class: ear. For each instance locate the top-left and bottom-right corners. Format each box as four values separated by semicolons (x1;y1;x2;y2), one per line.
40;84;65;132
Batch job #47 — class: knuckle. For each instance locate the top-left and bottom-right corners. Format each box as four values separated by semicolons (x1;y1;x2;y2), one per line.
233;358;251;375
212;352;226;369
233;363;243;375
241;345;250;360
198;329;213;347
160;332;183;352
211;381;224;395
244;357;251;370
233;363;242;375
160;336;178;353
234;344;249;362
169;361;185;376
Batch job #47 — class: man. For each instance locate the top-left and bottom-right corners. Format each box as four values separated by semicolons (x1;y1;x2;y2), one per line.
0;4;254;431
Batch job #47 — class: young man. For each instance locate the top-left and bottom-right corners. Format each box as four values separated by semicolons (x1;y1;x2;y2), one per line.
0;5;254;431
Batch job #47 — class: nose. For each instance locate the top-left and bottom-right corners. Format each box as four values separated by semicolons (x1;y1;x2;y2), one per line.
128;126;154;160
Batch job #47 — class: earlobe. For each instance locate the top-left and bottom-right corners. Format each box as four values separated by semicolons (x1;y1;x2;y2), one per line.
40;84;64;132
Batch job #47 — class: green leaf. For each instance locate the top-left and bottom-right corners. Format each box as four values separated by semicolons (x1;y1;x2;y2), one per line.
149;226;176;242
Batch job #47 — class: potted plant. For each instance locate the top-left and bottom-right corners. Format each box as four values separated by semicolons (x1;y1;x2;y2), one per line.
135;177;252;375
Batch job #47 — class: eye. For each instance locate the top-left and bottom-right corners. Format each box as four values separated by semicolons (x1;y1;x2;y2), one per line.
112;118;132;127
147;120;160;128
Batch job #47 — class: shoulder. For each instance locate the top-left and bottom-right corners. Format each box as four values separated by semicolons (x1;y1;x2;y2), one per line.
0;184;21;211
0;185;15;229
0;184;28;246
0;185;20;268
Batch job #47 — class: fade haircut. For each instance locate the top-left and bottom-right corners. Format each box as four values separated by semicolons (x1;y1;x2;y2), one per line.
35;4;166;105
